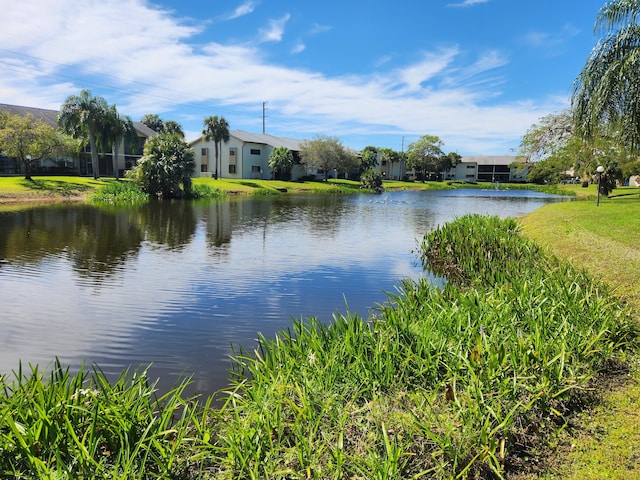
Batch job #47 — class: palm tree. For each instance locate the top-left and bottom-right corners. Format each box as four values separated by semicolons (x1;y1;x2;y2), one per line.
268;146;294;180
58;89;109;179
572;0;640;151
105;105;139;180
162;120;185;138
202;115;230;180
140;114;164;133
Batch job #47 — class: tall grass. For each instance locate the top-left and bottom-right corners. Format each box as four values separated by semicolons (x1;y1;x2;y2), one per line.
0;361;215;479
184;183;227;200
90;180;148;205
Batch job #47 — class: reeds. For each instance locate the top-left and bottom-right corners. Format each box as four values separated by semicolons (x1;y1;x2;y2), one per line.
90;180;148;205
0;361;215;479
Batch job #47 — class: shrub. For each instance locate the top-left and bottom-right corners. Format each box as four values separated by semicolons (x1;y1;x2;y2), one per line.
90;180;147;205
360;169;384;191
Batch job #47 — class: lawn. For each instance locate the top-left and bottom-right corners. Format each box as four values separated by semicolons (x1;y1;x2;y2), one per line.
0;176;109;202
519;191;640;480
521;192;640;304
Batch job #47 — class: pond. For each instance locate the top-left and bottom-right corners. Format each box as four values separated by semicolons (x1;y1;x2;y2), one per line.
0;188;568;396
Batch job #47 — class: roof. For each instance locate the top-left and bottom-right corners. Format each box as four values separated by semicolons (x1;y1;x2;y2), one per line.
230;130;308;151
191;129;308;151
131;122;157;137
0;103;59;127
0;103;157;138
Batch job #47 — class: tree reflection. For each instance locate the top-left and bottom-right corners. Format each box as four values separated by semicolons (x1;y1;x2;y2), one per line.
137;201;197;250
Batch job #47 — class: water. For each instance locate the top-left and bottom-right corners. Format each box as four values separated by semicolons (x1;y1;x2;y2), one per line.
0;188;568;396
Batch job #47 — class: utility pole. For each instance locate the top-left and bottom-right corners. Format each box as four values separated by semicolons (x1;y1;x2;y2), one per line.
262;101;267;134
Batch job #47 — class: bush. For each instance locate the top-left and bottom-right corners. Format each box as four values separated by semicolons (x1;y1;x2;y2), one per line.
183;183;227;200
90;180;147;205
360;169;384;192
128;134;195;199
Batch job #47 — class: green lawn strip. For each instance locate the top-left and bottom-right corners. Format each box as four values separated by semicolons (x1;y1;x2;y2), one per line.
520;197;640;306
3;175;552;203
520;196;640;479
0;176;108;202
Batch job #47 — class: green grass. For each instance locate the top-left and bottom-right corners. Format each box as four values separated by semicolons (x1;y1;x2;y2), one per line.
2;175;580;205
89;179;149;205
192;177;366;195
518;192;640;479
0;176;106;203
521;194;640;304
0;361;216;479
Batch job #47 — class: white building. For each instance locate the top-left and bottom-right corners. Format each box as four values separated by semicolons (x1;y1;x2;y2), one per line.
451;155;526;183
190;130;310;180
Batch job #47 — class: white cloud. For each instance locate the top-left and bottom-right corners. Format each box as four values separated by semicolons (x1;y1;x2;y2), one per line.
229;1;258;20
291;43;306;54
258;14;291;43
395;48;459;92
522;24;581;54
309;23;333;35
0;0;566;155
447;0;490;7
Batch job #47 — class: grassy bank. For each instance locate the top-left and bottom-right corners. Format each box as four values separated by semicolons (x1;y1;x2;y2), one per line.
0;175;563;209
0;175;438;206
211;215;637;478
2;211;637;478
518;192;640;479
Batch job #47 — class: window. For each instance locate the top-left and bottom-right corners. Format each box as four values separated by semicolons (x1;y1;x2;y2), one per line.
201;148;208;156
250;148;261;155
228;165;236;173
229;148;236;156
381;160;387;166
251;165;261;172
466;165;476;169
201;164;208;172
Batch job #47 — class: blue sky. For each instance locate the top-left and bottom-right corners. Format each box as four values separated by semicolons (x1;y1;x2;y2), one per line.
0;0;605;154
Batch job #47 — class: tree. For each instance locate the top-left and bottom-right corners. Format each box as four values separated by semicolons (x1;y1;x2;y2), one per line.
406;135;445;181
0;113;74;180
104;105;138;180
141;114;164;133
518;110;574;163
519;110;632;186
444;152;462;178
58;89;109;179
268;146;294;180
202;115;230;180
141;114;184;138
360;146;378;172
300;135;352;181
128;133;195;199
162;120;184;138
572;0;640;152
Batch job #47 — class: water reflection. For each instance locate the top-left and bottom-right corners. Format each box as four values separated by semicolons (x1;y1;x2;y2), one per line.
0;189;568;395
